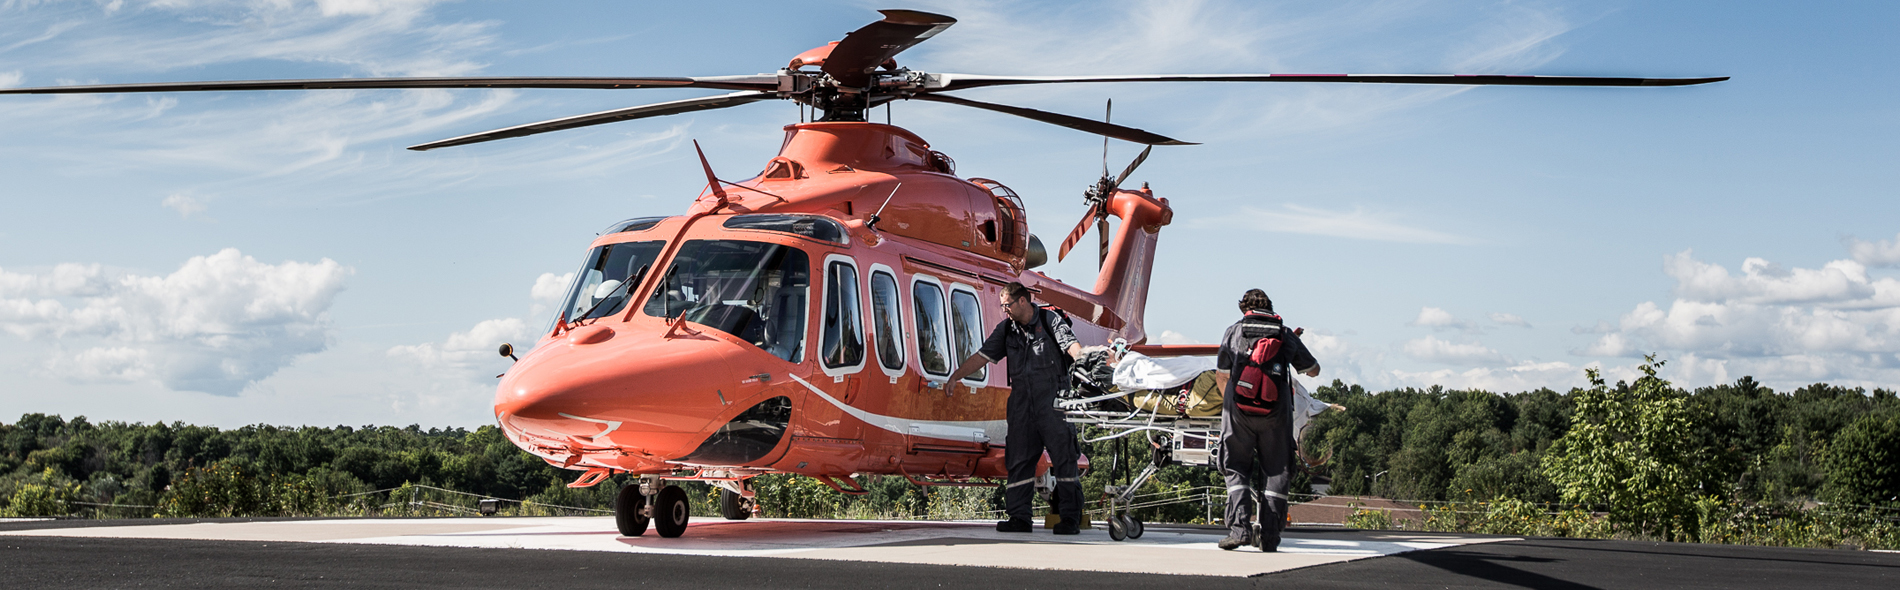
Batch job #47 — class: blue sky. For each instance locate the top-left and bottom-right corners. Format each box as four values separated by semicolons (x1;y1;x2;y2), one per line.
2;0;1897;428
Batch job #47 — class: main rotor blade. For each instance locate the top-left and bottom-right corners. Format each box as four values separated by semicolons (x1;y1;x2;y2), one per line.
407;91;774;151
0;75;780;95
911;94;1195;146
1112;145;1152;188
824;10;957;89
928;73;1730;92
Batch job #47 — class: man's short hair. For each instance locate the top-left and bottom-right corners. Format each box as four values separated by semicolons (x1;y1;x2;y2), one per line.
1003;282;1034;303
1239;289;1273;313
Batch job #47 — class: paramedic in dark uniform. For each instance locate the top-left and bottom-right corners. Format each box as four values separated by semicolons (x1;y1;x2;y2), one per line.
1213;289;1320;551
934;282;1084;534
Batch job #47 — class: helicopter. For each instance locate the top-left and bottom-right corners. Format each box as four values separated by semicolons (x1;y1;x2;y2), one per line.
1;9;1724;538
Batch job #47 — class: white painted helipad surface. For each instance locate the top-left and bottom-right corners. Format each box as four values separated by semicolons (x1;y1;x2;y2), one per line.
2;518;1514;577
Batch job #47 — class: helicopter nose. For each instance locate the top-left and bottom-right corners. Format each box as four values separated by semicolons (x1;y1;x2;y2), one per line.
495;328;749;453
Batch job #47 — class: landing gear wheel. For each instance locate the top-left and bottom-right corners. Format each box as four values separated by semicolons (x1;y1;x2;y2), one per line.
1107;515;1127;541
719;488;752;520
614;485;649;537
654;485;691;538
1127;517;1145;539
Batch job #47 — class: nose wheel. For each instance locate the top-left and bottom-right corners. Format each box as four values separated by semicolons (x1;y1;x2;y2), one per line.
614;484;649;537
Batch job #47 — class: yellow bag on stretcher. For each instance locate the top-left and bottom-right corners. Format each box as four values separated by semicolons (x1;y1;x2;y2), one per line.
1125;371;1224;417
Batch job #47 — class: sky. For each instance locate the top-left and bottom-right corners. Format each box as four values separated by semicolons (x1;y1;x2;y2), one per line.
2;0;1897;428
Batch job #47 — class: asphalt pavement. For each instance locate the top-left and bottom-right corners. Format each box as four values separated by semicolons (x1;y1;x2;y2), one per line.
1;518;1894;589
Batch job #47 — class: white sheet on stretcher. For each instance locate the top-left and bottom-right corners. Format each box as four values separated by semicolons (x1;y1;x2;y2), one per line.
1110;351;1331;438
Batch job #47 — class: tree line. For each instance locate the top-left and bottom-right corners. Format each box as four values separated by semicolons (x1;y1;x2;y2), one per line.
4;358;1897;548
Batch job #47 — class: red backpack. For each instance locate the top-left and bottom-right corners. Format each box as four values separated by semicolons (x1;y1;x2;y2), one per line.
1232;318;1285;416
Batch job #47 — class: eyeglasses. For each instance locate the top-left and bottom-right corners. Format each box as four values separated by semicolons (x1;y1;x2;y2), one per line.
999;298;1021;311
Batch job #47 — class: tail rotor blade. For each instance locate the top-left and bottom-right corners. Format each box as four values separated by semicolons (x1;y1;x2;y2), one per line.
1102;99;1112;179
1096;215;1110;268
1057;210;1099;262
1113;145;1152;188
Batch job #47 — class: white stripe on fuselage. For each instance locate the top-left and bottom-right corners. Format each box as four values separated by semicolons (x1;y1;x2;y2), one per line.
786;374;1007;446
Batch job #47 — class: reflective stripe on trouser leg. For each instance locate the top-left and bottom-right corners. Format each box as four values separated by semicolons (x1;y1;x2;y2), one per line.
1263;490;1289;500
1006;479;1036;489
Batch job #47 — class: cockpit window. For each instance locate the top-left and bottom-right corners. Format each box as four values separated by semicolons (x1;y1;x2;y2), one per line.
556;240;665;327
603;216;666;235
721;214;845;244
644;240;810;363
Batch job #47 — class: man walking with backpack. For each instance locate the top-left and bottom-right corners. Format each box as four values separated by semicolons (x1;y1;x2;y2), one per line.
1215;289;1320;551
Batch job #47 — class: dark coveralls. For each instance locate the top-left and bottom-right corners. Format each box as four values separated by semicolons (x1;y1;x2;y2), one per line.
1216;312;1318;542
977;308;1081;524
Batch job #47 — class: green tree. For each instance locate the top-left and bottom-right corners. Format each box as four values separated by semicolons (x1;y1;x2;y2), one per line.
1542;356;1714;541
1822;413;1900;508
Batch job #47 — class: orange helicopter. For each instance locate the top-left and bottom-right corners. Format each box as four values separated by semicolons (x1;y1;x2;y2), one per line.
1;9;1724;538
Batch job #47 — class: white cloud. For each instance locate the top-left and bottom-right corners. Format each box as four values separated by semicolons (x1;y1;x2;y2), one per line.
387;317;530;379
1402;335;1510;366
161;192;205;218
1579;249;1900;390
1489;312;1531;328
0;249;351;395
1389;361;1596;393
1149;329;1202;345
1199;205;1477;245
1845;232;1900;268
313;0;442;17
0;70;21;88
532;272;574;307
387;271;567;387
1665;250;1884;305
1412;306;1480;332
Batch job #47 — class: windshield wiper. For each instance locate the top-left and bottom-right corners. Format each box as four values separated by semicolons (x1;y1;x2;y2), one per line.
571;263;649;327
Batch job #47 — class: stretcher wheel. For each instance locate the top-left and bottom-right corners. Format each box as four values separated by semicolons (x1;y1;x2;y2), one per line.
614;485;649;537
1108;515;1127;541
1127;517;1144;539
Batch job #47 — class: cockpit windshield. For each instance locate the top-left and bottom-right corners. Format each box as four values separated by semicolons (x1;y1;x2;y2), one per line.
644;240;810;363
556;240;665;326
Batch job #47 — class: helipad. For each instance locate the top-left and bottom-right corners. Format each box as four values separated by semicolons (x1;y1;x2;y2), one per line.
2;517;1511;577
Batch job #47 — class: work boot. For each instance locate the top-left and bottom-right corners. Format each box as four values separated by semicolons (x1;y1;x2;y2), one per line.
1053;521;1080;535
1259;534;1281;552
995;517;1032;533
1218;534;1250;550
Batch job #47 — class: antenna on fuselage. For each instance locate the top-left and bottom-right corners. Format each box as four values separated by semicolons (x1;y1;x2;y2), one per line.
866;182;902;231
693;140;728;210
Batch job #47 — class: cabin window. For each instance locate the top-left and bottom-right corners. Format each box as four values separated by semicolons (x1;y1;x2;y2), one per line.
821;259;865;370
869;270;905;373
949;288;987;382
912;280;951;376
644;240;809;363
555;240;666;330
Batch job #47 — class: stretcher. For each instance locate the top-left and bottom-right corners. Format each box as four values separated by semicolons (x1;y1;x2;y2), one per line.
1055;349;1329;541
